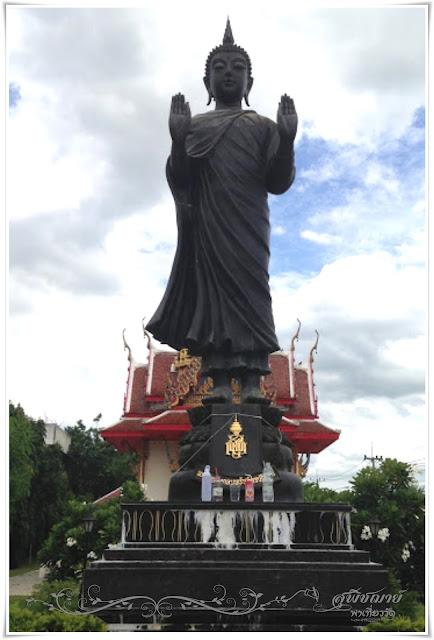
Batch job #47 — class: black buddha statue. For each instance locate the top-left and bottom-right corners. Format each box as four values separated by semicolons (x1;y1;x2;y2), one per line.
146;19;298;406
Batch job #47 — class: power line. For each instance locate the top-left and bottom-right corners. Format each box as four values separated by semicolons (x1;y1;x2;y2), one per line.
315;461;364;481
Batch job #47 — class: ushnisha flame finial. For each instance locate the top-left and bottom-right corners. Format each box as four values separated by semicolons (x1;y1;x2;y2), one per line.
309;330;320;363
223;17;234;45
122;328;132;361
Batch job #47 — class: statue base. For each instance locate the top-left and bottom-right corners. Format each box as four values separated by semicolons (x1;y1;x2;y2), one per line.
168;403;303;502
82;502;389;631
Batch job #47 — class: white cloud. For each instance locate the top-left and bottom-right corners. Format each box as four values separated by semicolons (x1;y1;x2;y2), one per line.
300;230;341;245
272;225;286;236
6;6;427;484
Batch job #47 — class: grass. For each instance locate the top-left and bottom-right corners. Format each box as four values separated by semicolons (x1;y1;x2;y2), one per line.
9;563;40;577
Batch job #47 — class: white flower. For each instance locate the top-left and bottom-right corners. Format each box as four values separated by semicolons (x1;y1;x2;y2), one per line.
55;559;62;568
107;543;118;549
87;550;98;559
66;537;77;547
408;540;415;550
401;548;411;562
377;527;390;542
360;525;373;541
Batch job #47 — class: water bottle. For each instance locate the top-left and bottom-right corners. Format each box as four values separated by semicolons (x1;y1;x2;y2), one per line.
201;465;212;502
212;468;224;502
262;462;274;503
245;475;255;502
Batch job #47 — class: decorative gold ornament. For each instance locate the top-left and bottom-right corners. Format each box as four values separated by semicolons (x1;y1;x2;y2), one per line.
174;348;194;369
197;471;264;485
225;414;247;459
165;349;202;408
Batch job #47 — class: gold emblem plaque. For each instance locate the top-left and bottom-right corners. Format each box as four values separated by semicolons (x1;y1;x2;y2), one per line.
225;414;247;460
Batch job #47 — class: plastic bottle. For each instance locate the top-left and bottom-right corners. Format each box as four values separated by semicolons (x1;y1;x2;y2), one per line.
201;465;212;502
212;468;224;502
245;474;255;502
262;462;274;502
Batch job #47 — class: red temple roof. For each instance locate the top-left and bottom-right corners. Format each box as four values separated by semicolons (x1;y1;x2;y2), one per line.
101;337;340;457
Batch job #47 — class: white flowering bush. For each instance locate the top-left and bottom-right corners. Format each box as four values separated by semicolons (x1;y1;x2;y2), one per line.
360;525;372;540
401;542;413;562
348;458;424;596
377;527;390;542
38;479;146;581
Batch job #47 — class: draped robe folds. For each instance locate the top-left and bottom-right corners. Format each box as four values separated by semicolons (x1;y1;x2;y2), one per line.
146;108;295;371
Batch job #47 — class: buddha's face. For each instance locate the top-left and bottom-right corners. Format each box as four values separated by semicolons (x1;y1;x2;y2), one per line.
207;51;253;105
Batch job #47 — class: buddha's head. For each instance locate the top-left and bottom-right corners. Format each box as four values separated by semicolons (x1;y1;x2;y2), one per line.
204;18;254;107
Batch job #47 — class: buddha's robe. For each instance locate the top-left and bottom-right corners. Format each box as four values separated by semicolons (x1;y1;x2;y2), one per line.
146;108;295;367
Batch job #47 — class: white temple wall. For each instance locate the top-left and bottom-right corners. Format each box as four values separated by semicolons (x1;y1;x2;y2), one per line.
144;440;178;501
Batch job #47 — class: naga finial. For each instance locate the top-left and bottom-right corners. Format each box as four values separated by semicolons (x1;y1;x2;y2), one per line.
122;328;132;361
309;330;320;363
290;318;301;351
142;317;152;351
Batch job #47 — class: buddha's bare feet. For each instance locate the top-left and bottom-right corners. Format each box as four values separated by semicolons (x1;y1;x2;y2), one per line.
203;370;233;405
241;371;270;405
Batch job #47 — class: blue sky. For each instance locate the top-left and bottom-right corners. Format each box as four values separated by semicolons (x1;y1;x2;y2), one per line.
9;82;21;109
7;4;427;490
270;106;425;279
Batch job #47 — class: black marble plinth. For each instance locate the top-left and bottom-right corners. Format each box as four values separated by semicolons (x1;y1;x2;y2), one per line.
82;502;389;631
121;502;352;545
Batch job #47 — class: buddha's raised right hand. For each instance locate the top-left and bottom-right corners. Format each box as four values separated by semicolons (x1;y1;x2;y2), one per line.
169;93;191;144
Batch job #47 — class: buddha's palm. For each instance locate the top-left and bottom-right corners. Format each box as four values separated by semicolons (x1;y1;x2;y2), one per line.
277;93;298;143
169;93;191;143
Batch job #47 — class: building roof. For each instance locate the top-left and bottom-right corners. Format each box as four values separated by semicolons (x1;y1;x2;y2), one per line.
100;340;340;455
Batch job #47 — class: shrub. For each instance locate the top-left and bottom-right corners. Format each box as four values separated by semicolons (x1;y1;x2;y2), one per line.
9;602;106;632
10;579;107;632
38;479;145;581
365;615;425;632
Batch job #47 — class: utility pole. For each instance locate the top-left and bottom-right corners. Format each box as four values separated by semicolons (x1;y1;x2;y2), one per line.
364;442;383;469
315;472;326;486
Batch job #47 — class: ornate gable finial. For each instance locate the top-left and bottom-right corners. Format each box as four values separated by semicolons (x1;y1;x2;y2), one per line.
223;17;234;45
291;318;301;352
122;328;132;362
309;330;320;363
142;316;152;351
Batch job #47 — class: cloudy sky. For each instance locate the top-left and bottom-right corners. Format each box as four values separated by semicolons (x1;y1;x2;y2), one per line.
7;3;427;490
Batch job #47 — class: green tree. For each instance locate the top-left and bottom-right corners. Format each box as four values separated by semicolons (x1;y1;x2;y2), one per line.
38;479;145;581
63;421;137;500
28;443;70;555
303;481;352;504
9;403;35;521
349;458;424;595
10;403;68;567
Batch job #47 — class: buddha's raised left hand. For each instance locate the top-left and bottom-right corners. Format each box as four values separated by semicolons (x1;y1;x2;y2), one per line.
277;94;298;143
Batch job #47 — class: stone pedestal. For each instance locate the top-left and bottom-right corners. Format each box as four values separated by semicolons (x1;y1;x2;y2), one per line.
82;502;389;631
169;403;304;502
